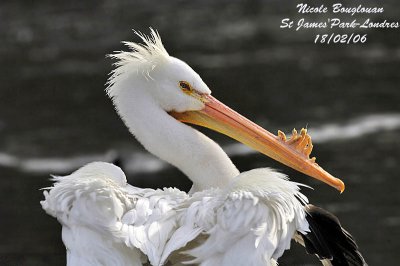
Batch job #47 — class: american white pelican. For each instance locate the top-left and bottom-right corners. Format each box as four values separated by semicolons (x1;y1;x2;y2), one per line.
41;29;366;266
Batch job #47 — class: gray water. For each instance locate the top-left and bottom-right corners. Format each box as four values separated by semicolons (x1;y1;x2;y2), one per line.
1;0;399;265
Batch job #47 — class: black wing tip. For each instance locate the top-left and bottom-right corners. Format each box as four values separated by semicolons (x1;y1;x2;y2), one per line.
299;204;367;266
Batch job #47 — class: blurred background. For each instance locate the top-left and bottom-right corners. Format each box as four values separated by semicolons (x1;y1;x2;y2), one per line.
1;0;399;265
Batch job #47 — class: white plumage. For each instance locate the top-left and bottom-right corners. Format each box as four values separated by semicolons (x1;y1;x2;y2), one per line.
42;163;308;266
42;162;143;265
42;29;364;266
180;168;309;266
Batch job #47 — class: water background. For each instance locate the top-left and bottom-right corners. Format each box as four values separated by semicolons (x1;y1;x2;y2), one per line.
1;0;399;265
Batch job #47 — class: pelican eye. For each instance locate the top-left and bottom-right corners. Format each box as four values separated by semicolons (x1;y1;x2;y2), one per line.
179;81;193;93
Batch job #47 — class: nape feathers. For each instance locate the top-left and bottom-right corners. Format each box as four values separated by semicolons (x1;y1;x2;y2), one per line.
107;28;169;95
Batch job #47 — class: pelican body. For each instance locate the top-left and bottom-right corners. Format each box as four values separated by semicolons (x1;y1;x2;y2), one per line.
42;29;366;266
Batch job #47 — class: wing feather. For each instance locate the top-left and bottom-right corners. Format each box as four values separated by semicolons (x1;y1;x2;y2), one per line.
297;205;367;266
178;168;309;266
41;163;195;266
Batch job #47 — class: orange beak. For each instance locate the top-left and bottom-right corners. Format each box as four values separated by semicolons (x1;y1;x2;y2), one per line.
170;94;345;192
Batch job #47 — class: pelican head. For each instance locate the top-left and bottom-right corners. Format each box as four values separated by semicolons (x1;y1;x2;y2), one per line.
107;29;344;192
107;29;209;113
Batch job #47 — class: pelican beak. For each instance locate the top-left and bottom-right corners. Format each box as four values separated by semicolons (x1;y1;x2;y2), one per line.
169;94;345;192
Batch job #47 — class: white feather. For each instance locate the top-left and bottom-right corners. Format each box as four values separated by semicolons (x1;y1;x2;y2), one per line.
180;168;309;266
42;163;310;266
41;162;191;266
